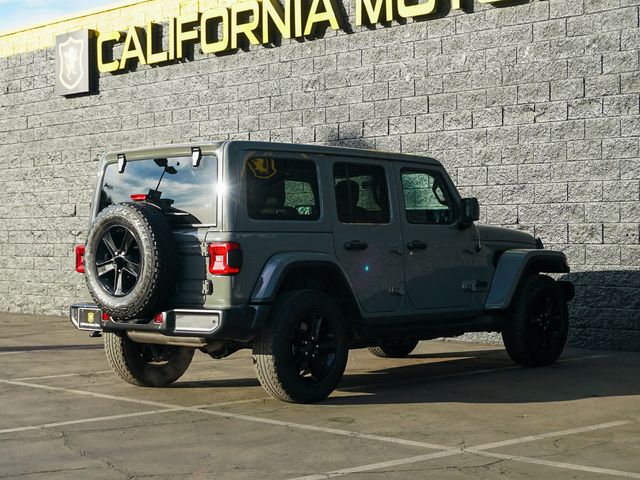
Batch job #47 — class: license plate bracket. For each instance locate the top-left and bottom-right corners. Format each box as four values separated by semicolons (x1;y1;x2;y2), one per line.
78;307;102;331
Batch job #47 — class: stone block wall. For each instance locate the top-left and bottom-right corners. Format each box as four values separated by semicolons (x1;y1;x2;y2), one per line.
1;0;639;349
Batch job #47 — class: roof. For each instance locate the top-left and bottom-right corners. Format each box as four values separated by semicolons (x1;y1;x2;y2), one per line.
107;141;442;167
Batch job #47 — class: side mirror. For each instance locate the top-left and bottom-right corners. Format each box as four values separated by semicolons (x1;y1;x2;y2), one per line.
459;197;480;229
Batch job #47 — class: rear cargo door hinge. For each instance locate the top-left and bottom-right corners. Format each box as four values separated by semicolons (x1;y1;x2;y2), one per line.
202;280;214;296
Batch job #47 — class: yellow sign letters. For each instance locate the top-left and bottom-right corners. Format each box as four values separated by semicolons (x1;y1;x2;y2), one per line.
96;0;516;73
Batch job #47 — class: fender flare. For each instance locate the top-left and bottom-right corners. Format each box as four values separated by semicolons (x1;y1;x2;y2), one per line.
250;251;361;310
485;249;570;310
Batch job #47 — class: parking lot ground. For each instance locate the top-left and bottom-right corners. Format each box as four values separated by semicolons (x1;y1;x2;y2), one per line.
1;314;640;479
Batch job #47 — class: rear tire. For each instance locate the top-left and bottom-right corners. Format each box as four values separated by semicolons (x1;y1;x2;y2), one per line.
368;341;419;358
502;274;569;367
252;290;348;403
104;332;194;387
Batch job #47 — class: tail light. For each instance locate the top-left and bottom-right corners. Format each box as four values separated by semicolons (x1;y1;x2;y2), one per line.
130;193;148;201
75;245;85;273
208;242;242;275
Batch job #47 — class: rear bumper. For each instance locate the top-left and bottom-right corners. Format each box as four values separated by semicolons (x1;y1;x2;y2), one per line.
69;303;268;343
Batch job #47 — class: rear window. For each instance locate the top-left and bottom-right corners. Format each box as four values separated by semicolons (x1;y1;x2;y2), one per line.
98;155;217;226
245;158;320;221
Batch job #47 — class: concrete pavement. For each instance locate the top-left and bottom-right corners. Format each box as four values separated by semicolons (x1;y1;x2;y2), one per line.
1;314;639;479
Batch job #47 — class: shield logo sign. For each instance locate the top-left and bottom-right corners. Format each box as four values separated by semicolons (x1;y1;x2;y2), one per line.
58;37;84;89
55;30;91;96
248;158;277;179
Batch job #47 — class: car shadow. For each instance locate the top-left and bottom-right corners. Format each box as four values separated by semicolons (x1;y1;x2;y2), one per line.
0;344;103;353
172;347;630;403
175;377;262;389
172;348;509;390
323;349;631;406
405;349;505;360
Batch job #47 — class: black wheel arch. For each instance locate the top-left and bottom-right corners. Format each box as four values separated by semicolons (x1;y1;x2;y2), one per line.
258;261;361;330
524;256;570;277
485;250;572;311
523;256;575;302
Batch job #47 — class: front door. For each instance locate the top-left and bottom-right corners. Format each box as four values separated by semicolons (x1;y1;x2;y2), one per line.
331;160;404;313
395;165;477;310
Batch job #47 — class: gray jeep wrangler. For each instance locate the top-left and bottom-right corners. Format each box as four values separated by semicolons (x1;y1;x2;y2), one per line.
71;141;574;403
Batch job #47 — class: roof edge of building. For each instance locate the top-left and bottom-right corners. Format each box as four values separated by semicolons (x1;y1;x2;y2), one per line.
0;0;152;38
0;0;217;58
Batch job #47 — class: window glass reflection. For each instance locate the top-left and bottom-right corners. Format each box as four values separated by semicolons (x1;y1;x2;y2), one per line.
99;156;217;226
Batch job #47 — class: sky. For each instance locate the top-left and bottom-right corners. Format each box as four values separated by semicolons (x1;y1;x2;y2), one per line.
0;0;117;33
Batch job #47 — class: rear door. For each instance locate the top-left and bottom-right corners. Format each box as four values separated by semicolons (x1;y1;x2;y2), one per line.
331;159;404;313
97;153;219;307
394;164;477;310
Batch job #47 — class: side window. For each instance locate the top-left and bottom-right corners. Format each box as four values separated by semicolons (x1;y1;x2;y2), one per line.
401;169;454;225
246;158;320;221
333;163;390;224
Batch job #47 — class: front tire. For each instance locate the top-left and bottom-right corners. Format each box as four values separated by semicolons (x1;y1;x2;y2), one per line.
368;341;419;358
502;274;569;367
252;290;348;403
104;332;194;387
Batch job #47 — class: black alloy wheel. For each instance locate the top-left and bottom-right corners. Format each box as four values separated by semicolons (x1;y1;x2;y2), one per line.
291;314;338;384
84;202;176;320
502;274;569;367
252;290;349;403
528;289;564;352
95;226;142;297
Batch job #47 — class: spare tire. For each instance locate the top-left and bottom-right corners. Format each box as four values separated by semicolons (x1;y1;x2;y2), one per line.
84;202;175;320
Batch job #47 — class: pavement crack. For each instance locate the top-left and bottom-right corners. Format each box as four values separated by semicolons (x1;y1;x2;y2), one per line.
105;459;135;480
364;457;508;475
0;466;91;478
60;429;132;479
60;430;87;457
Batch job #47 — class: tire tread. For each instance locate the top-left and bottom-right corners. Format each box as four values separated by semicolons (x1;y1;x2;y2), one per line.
253;290;348;403
85;202;176;320
502;274;568;367
103;332;194;387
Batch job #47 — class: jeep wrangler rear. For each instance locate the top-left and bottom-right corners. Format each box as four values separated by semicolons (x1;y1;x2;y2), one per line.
71;141;574;403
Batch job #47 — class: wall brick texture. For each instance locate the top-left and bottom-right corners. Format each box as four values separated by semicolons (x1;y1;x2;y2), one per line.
1;0;640;350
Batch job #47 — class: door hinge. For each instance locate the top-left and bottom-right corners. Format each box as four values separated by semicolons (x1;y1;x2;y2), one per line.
389;242;404;255
462;280;489;292
202;280;214;296
388;283;405;296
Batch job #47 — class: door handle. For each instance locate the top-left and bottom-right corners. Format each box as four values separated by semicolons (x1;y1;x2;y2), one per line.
344;240;368;251
407;240;428;250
